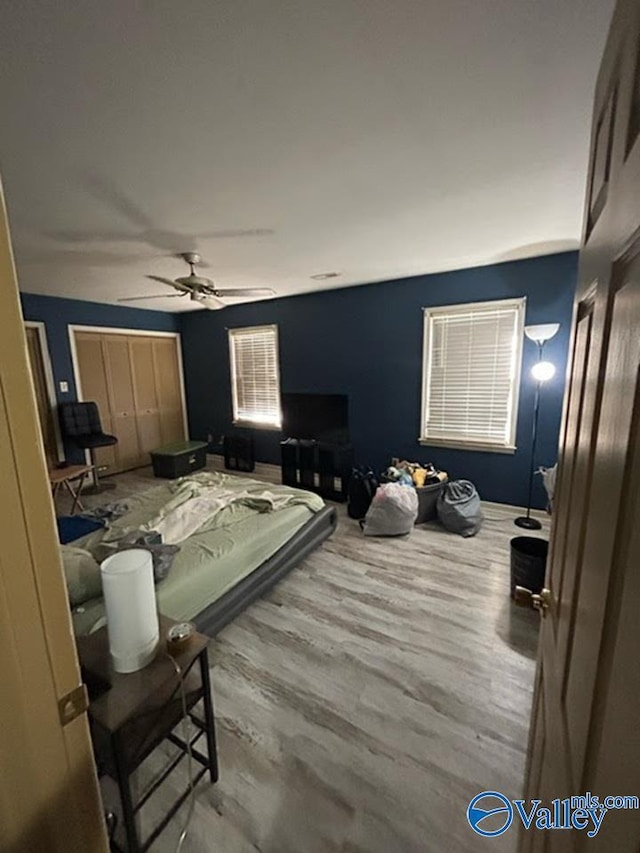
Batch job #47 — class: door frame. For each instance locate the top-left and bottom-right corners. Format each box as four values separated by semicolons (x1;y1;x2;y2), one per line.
0;176;108;852
24;320;65;463
68;325;189;467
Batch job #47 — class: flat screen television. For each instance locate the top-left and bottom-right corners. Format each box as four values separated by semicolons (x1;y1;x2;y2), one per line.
281;393;349;443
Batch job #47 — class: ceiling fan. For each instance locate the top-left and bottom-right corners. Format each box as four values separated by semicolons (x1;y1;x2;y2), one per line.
118;252;275;310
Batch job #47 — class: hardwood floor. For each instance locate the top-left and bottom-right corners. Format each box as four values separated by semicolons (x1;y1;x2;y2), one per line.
65;460;546;852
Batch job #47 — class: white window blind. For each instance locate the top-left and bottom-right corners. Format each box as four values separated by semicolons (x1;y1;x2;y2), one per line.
420;299;525;452
229;325;281;428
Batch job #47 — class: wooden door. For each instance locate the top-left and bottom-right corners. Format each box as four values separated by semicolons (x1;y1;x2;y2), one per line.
103;334;141;472
75;332;119;474
130;335;162;463
152;336;187;445
0;179;108;852
520;1;640;850
25;324;59;467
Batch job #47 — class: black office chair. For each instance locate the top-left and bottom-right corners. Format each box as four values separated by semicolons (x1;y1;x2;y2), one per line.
59;401;118;493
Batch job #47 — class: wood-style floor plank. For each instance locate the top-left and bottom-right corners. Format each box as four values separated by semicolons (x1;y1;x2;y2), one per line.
65;459;545;852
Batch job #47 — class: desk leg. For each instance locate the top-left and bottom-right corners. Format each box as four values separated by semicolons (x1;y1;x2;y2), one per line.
199;648;219;783
112;731;140;853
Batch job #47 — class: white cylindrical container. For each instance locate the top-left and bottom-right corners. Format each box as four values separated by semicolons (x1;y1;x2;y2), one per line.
100;549;159;673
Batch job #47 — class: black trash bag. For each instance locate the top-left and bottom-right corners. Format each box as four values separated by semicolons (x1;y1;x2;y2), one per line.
436;480;483;537
348;466;379;519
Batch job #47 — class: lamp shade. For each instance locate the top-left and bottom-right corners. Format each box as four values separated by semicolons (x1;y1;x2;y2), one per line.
524;323;560;344
100;549;159;673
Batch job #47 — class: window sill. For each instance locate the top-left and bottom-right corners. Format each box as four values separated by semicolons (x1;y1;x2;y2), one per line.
418;437;517;455
232;419;281;431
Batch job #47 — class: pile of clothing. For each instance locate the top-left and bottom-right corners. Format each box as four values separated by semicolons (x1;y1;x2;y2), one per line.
352;457;483;539
381;458;448;488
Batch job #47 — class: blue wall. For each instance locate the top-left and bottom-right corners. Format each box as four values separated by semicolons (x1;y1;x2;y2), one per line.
180;252;577;508
20;292;179;460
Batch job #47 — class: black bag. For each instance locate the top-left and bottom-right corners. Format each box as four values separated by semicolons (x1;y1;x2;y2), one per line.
348;467;378;519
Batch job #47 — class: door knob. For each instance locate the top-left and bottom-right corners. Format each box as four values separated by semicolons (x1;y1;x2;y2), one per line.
514;586;551;617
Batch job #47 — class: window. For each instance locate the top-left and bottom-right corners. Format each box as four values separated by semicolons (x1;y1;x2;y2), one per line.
228;325;281;428
420;298;525;453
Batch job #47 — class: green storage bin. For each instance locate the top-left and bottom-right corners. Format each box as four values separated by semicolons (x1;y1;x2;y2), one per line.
150;440;208;479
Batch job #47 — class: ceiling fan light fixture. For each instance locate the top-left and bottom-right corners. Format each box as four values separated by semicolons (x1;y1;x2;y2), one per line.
176;274;212;287
191;291;225;310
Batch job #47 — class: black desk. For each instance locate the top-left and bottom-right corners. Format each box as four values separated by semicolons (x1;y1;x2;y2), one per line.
77;616;218;852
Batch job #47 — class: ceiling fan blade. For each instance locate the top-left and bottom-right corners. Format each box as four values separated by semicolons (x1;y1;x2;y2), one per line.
146;275;180;288
117;294;186;302
213;288;275;297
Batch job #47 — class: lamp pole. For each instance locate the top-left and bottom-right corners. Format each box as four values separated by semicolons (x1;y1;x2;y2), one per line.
516;376;543;529
515;323;559;529
515;339;546;530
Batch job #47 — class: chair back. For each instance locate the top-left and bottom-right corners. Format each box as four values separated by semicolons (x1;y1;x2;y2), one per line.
59;401;104;438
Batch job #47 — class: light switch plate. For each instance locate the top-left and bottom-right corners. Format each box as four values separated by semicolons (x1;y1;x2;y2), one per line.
59;381;69;393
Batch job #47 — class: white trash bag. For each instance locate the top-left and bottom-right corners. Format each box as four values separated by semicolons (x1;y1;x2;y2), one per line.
361;483;418;537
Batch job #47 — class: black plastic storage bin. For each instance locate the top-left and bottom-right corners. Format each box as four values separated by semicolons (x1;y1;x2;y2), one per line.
510;537;548;598
150;440;208;479
224;434;255;472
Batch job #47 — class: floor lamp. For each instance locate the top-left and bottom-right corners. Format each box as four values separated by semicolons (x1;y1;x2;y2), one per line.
515;323;560;530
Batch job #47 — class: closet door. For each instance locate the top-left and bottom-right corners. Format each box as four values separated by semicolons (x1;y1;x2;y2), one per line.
75;332;118;474
102;335;140;472
152;337;186;445
129;336;162;464
25;327;58;467
74;330;186;473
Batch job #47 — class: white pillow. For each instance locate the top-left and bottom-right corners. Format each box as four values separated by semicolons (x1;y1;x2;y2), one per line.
60;545;102;606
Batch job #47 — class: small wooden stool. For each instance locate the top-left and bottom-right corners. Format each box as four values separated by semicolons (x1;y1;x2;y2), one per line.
48;463;93;514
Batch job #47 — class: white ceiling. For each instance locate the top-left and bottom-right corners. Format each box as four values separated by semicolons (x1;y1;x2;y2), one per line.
1;0;614;312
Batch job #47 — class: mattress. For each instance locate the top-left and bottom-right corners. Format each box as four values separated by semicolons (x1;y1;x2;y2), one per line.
72;472;324;635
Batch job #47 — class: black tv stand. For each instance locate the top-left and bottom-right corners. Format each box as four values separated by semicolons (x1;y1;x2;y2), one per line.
280;438;354;502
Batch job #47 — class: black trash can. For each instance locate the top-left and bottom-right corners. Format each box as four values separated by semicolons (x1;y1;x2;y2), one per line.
510;537;548;598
